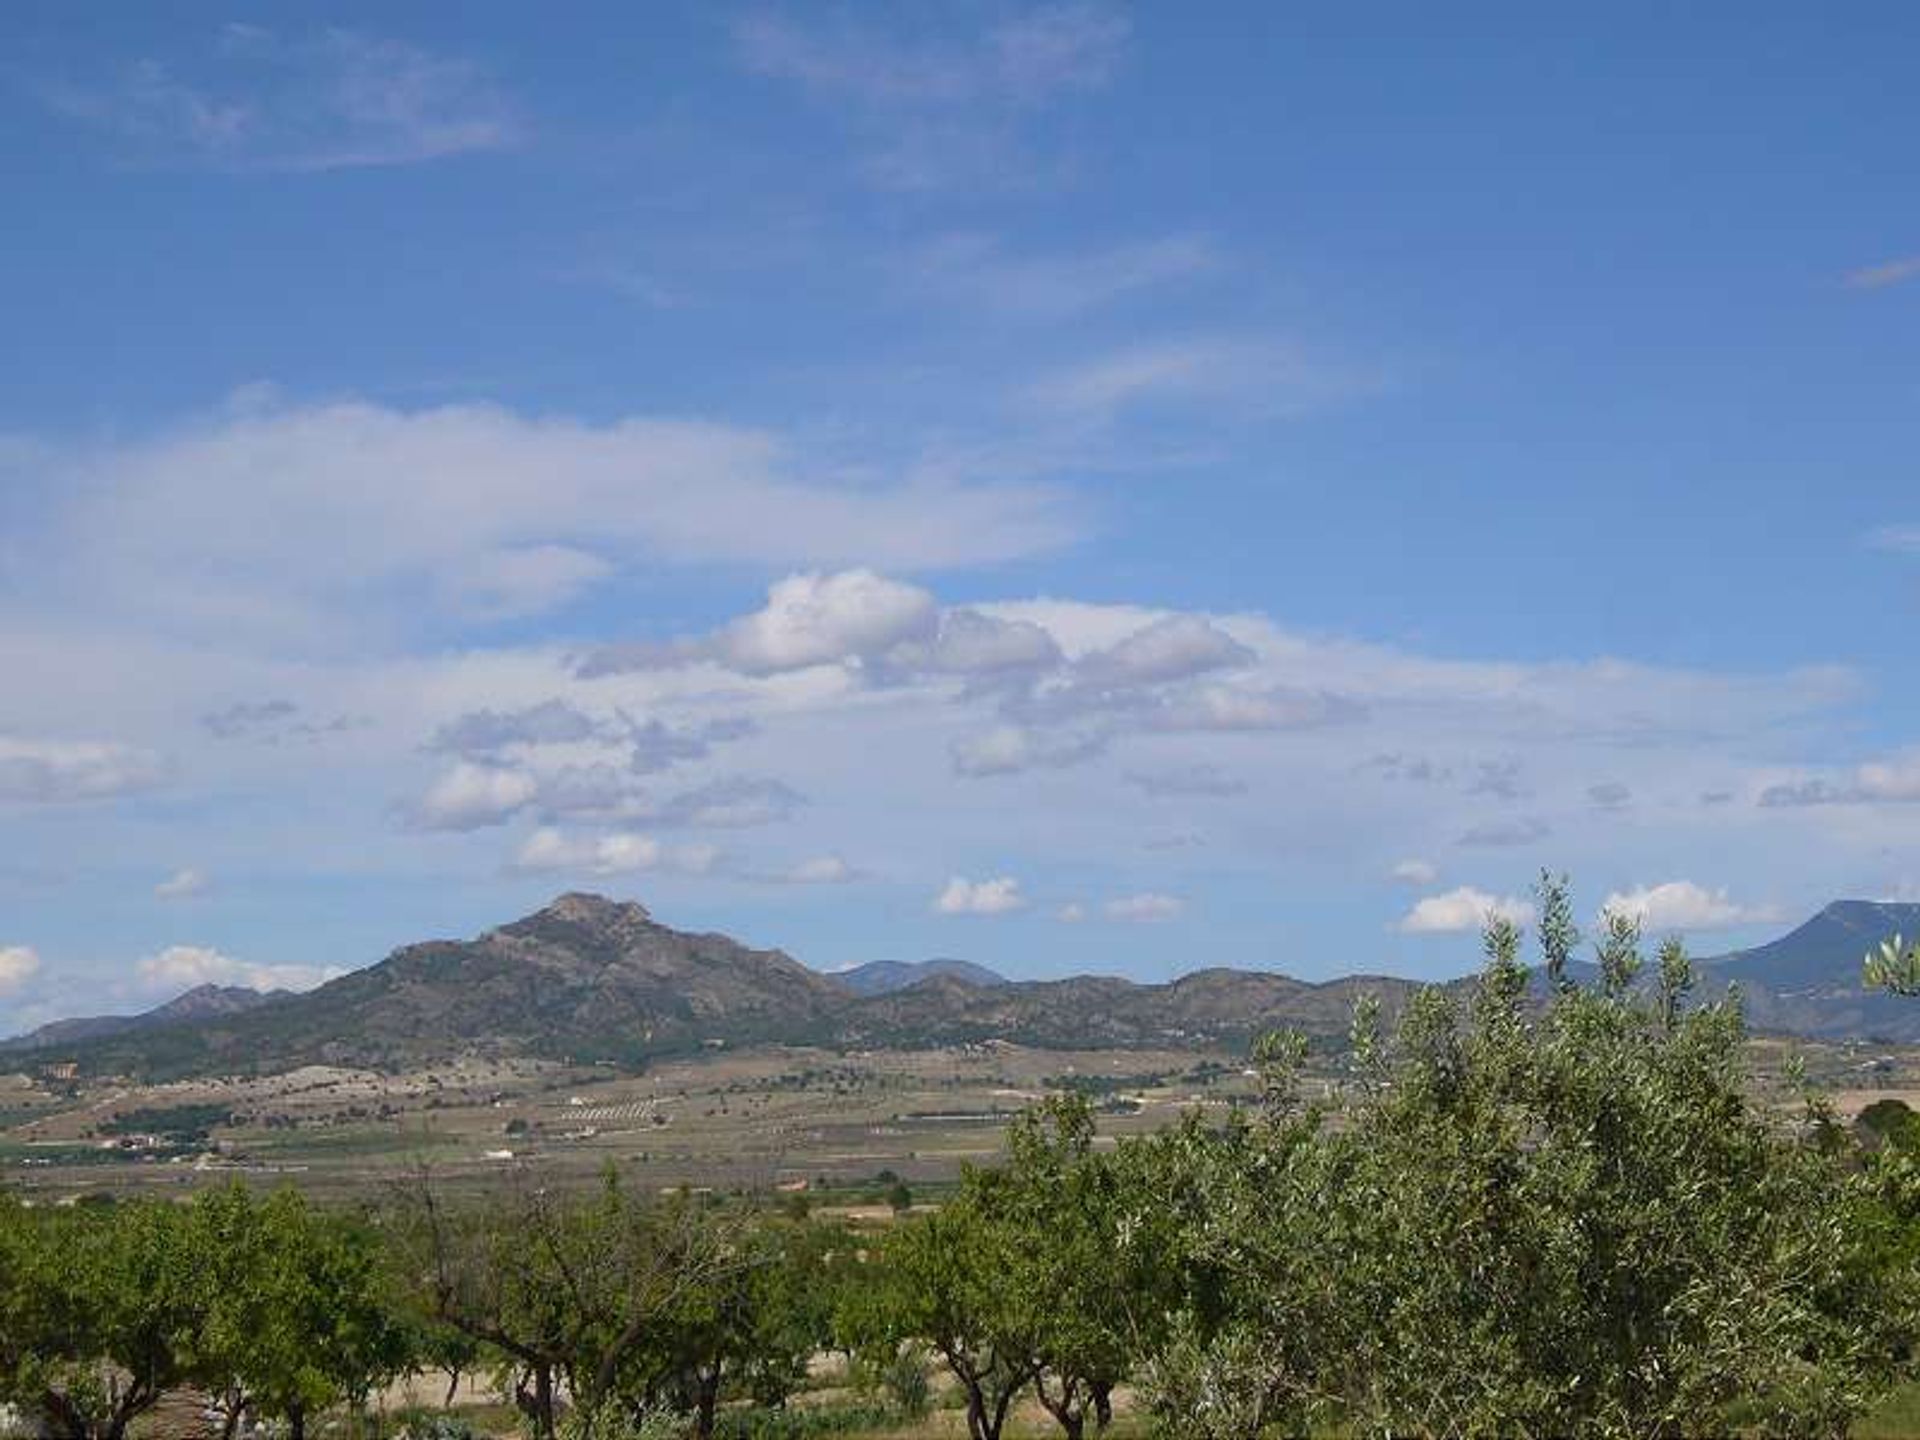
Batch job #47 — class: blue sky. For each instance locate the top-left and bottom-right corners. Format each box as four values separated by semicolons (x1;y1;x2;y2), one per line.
2;3;1919;1025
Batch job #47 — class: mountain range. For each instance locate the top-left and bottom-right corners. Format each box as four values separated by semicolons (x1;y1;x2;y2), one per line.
0;984;284;1055
830;958;1008;997
9;893;1920;1081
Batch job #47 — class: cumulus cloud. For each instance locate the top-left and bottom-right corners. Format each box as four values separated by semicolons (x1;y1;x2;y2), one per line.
0;737;166;803
512;828;719;878
155;868;209;900
934;875;1025;915
1072;614;1253;691
1055;901;1086;923
584;569;940;677
1390;859;1439;886
1103;892;1184;923
1399;887;1537;935
408;762;540;831
137;944;335;994
718;570;938;675
1600;881;1781;933
0;946;42;993
895;608;1062;676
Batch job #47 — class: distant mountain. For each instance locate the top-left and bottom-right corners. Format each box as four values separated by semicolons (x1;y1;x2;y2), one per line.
23;894;1920;1081
44;893;1414;1079
58;893;848;1078
0;984;284;1054
1695;901;1920;1042
830;958;1008;997
1708;901;1920;991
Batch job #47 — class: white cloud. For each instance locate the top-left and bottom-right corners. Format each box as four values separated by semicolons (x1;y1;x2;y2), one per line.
408;762;540;831
1457;816;1552;848
1145;685;1358;733
1126;764;1246;798
449;545;612;620
0;947;42;993
1390;859;1439;886
934;875;1025;915
1073;614;1252;690
1759;750;1920;807
1868;525;1920;553
1600;881;1781;933
155;868;209;900
732;5;1127;107
1055;901;1086;923
43;27;519;172
903;608;1062;676
512;827;718;878
1846;256;1920;291
0;736;166;803
951;724;1106;777
1104;892;1184;923
911;232;1216;319
137;944;335;994
779;854;857;885
1026;339;1361;422
718;570;939;675
1399;886;1537;935
31;400;1074;653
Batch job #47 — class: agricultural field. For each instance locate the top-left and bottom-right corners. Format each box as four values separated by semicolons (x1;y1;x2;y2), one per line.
6;1032;1919;1205
0;1043;1260;1202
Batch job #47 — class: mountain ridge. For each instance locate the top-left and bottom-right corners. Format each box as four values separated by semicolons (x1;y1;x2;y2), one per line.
17;893;1920;1080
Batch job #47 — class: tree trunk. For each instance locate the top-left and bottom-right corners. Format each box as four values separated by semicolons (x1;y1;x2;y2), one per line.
288;1401;306;1440
1092;1380;1114;1430
694;1365;720;1440
533;1363;556;1440
219;1386;248;1440
1035;1375;1084;1440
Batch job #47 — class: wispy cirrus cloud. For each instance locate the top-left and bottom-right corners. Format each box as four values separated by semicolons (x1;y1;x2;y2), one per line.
1868;525;1920;554
731;4;1130;190
908;232;1218;319
1025;338;1371;424
38;26;519;172
732;4;1127;107
18;397;1078;654
1844;254;1920;291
